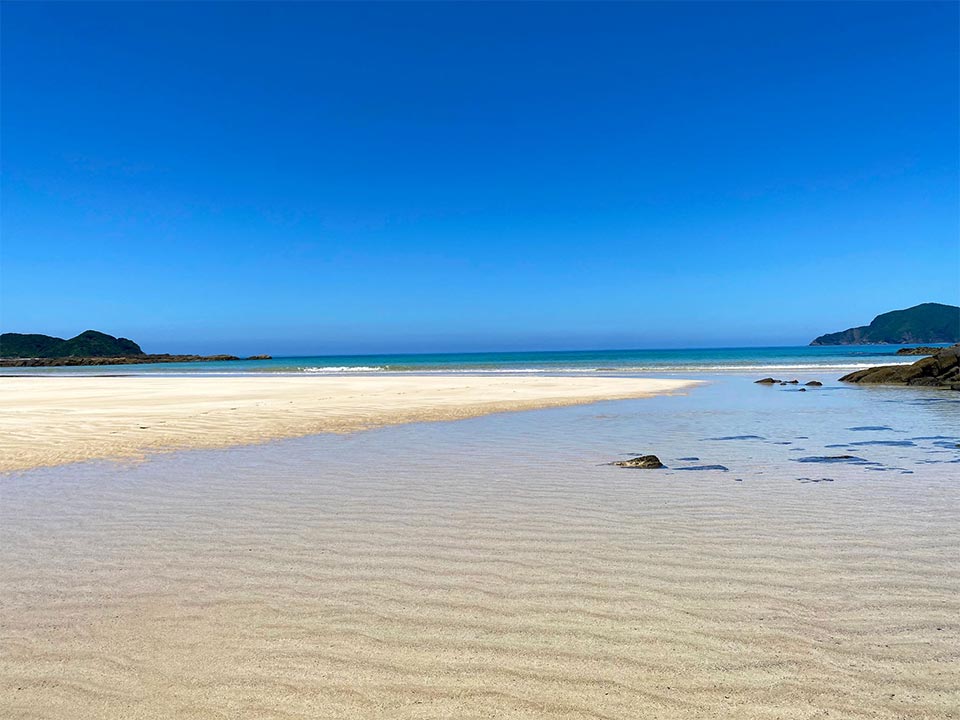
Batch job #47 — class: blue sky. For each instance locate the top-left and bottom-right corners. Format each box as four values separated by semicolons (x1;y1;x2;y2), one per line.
2;2;957;355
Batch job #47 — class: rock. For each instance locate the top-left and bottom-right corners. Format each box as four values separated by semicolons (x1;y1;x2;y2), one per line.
805;380;823;386
246;355;272;360
614;455;665;469
785;380;799;384
755;377;780;384
839;344;960;390
0;354;242;368
896;346;944;356
798;388;807;391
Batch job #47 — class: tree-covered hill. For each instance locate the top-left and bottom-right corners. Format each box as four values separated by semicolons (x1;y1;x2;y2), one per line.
811;303;960;345
0;330;144;358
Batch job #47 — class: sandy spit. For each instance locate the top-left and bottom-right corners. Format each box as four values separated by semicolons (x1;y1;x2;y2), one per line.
0;374;697;472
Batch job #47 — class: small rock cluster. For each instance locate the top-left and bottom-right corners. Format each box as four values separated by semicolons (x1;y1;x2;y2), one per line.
754;378;822;387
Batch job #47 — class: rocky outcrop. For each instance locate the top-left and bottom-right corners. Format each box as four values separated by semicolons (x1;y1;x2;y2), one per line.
896;346;943;356
246;355;273;360
839;344;960;389
0;354;244;367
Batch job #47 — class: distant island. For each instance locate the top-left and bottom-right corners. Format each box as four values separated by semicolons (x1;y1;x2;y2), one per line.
810;303;960;346
0;330;270;367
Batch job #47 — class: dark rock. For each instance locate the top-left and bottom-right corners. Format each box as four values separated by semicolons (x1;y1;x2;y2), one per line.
0;354;246;367
896;346;944;355
798;388;807;391
805;381;823;386
755;377;780;384
839;344;960;390
246;355;272;360
785;380;799;384
614;455;665;469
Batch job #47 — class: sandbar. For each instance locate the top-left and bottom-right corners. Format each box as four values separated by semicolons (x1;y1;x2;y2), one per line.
0;374;697;472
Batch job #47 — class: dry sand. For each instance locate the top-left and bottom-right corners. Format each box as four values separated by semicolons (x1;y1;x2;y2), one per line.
0;374;696;472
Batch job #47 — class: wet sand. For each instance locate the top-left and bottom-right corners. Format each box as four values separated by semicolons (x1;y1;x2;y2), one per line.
0;375;696;472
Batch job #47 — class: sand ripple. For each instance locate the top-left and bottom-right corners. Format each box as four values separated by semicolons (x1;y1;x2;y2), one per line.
2;406;959;719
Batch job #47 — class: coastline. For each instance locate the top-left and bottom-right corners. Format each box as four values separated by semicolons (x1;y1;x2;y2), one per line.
0;374;698;472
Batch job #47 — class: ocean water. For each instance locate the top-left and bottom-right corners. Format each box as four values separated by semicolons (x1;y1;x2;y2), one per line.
1;344;943;376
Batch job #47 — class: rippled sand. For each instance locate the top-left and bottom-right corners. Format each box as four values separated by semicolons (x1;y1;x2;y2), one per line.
0;375;695;472
2;384;958;719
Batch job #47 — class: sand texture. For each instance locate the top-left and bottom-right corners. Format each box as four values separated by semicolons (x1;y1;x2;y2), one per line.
2;378;957;719
0;375;695;472
1;411;957;720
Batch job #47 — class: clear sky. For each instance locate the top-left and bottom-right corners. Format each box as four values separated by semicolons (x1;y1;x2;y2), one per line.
2;2;958;355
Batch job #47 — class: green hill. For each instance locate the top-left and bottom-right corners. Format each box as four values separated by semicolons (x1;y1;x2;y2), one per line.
0;330;144;358
811;303;960;345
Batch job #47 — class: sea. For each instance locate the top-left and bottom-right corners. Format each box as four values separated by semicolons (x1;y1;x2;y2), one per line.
0;343;944;376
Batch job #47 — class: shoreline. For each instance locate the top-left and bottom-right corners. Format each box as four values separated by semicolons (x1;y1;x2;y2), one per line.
0;374;699;473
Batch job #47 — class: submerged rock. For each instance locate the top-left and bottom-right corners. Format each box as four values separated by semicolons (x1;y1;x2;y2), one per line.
755;377;780;384
614;455;665;469
805;380;823;386
674;464;729;472
794;455;870;464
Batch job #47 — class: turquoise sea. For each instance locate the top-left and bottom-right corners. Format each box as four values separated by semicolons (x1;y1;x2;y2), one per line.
2;344;944;376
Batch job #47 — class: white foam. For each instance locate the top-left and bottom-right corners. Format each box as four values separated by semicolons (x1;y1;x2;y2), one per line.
299;365;387;373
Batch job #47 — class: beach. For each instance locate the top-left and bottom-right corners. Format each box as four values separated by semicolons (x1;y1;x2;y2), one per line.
0;374;696;472
2;377;958;719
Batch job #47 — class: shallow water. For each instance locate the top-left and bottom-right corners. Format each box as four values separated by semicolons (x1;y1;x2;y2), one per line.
2;374;958;719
